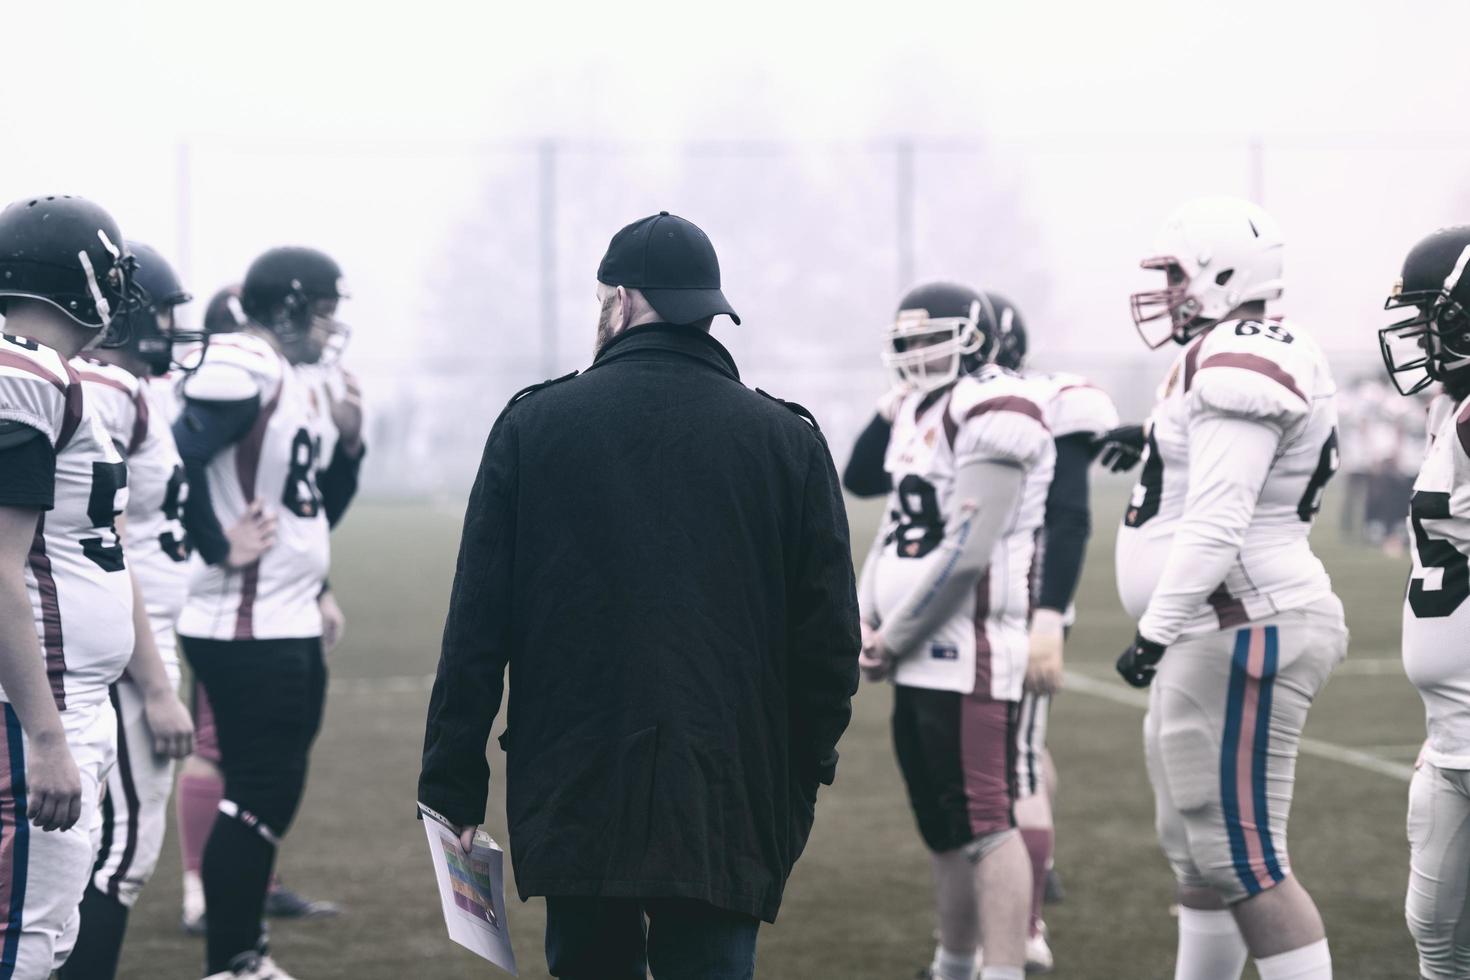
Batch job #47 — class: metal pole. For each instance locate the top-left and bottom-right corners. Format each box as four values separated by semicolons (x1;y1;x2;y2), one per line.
539;139;558;378
896;139;916;292
1248;135;1266;206
174;140;194;288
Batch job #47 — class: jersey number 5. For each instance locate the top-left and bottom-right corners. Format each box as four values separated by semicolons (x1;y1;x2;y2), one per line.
1409;490;1470;618
81;461;128;572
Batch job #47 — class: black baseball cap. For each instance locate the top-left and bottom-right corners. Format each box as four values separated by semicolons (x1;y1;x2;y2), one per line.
597;212;740;326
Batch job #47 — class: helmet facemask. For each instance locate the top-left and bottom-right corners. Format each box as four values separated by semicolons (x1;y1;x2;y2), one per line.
882;301;985;393
1380;287;1470;396
1130;257;1211;349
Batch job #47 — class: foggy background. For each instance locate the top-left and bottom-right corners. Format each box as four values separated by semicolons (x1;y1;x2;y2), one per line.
5;0;1468;494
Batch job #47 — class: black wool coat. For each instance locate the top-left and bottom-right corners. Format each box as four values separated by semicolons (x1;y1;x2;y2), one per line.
418;323;861;922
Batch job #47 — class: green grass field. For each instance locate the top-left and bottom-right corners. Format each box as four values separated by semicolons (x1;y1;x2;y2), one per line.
116;479;1426;979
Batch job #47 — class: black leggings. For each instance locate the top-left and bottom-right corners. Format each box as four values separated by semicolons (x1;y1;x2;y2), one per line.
181;635;326;969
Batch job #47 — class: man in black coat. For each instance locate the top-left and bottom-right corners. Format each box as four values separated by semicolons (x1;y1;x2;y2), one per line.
418;212;861;980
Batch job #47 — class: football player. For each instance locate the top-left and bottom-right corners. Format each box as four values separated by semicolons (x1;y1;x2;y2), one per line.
857;282;1055;980
175;260;358;938
173;247;364;980
989;296;1120;972
1379;226;1470;979
1117;198;1344;980
0;195;138;979
60;242;201;979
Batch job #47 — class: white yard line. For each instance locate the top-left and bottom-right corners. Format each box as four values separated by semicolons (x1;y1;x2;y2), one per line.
1061;671;1414;783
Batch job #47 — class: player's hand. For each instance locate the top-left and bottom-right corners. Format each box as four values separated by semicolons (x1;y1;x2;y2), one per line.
27;732;82;832
225;502;277;569
1116;633;1166;688
858;631;895;683
143;688;195;759
320;590;347;653
327;370;365;456
455;824;477;855
1094;424;1147;473
1025;608;1065;695
875;383;913;423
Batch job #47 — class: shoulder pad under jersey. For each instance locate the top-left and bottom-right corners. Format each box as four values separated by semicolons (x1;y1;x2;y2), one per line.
757;388;822;433
0;336;74;447
1188;318;1318;428
76;360;143;453
182;335;280;403
507;371;579;408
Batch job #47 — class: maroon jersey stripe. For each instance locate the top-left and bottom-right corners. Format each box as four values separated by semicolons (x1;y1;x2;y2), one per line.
78;371;131;396
126;388;149;456
232;391;279;641
0;351;65;393
27;517;66;710
972;568;992;695
941;390;958;448
962;396;1049;430
55;362;83;453
1182;336;1207;392
1195;353;1308;404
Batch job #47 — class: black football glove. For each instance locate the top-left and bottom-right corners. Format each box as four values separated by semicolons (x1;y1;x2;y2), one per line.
1116;633;1166;688
1093;424;1147;473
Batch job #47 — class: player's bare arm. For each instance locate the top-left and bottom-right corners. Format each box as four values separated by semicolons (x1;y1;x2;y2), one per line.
0;503;83;832
120;546;193;759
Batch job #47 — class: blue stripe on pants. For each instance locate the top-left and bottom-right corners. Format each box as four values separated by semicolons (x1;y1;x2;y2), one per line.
1252;626;1284;885
1220;628;1257;896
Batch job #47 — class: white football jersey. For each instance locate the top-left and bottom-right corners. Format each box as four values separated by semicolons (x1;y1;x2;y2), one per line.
1026;371;1120;438
1402;390;1470;768
76;361;191;664
0;335;133;710
872;367;1055;699
1116;316;1339;640
294;361;349;466
175;333;330;641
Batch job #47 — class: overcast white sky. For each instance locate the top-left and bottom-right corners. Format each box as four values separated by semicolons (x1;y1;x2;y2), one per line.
3;0;1468;396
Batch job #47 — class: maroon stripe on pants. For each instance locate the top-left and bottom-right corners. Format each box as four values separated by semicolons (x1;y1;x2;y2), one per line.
27;518;66;710
232;391;279;641
101;684;143;900
959;692;1016;838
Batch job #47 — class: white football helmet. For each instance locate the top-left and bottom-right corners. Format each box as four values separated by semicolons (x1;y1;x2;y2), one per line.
1130;197;1284;348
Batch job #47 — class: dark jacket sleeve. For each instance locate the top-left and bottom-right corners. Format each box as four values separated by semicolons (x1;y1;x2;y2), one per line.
1037;432;1094;612
318;441;365;528
172;397;261;566
418;416;517;826
788;438;862;791
841;412;893;497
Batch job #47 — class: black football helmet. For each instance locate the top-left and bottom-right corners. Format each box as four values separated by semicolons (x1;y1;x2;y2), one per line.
1381;226;1470;395
0;195;140;346
987;292;1028;371
241;247;349;364
114;242;204;376
202;284;247;334
883;281;998;392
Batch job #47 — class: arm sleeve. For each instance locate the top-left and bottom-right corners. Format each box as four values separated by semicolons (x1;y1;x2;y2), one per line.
418;417;518;825
1036;433;1094;612
787;440;862;788
842;413;893;497
1136;414;1279;645
880;459;1026;658
171;396;261;566
0;429;55;510
318;441;366;528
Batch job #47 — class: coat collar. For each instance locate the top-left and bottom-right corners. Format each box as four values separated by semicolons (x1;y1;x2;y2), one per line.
592;323;741;382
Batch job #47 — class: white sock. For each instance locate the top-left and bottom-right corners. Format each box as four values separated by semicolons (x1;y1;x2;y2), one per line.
931;946;977;980
978;967;1024;980
1175;907;1248;980
1255;938;1331;980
